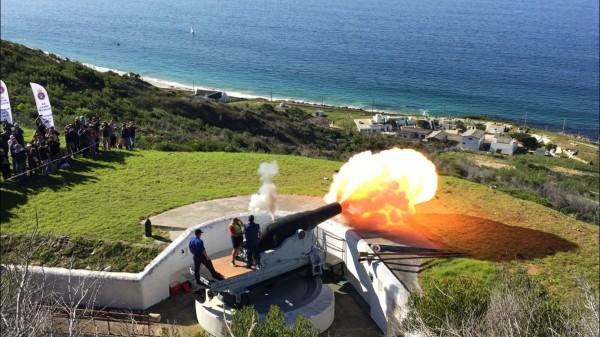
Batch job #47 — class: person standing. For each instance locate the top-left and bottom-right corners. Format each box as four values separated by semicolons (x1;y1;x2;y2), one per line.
244;215;261;269
121;123;131;150
228;218;244;266
189;229;224;283
129;122;136;149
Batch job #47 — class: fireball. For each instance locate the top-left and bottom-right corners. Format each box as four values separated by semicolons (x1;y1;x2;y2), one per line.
324;148;437;229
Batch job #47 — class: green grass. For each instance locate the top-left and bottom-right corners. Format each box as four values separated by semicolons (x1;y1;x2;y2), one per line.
0;233;162;272
419;176;599;303
1;148;597;303
1;150;340;243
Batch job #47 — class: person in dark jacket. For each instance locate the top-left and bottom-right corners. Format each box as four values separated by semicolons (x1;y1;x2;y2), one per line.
129;122;136;149
121;123;132;150
0;148;11;180
244;215;261;268
189;229;224;283
25;143;39;175
13;143;26;177
12;124;24;146
38;141;50;175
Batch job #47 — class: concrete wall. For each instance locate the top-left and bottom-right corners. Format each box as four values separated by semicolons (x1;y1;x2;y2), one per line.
18;212;411;333
317;221;411;333
22;213;273;310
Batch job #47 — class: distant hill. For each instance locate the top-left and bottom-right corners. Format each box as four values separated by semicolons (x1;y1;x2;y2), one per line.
0;40;403;159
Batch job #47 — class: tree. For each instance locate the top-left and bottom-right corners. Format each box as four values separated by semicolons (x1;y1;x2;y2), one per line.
475;123;486;130
417;120;431;129
455;120;467;132
511;133;539;150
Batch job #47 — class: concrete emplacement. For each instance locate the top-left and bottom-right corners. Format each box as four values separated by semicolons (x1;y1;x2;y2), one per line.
190;209;337;336
147;195;416;336
31;195;414;337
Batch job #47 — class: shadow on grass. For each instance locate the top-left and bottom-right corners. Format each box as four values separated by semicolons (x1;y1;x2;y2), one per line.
358;213;578;262
0;150;137;223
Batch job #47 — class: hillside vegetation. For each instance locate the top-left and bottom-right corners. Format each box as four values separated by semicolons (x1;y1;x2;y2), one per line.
0;40;401;159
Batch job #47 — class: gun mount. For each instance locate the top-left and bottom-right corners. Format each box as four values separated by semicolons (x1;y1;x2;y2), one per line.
204;203;342;307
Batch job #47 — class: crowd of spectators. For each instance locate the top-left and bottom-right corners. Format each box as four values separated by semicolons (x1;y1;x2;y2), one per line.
0;116;137;181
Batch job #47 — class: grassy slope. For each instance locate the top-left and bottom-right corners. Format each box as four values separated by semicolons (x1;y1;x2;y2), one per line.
415;176;599;302
2;150;597;301
1;150;340;243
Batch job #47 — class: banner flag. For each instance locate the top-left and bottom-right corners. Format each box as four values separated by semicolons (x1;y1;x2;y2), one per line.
30;82;54;128
0;80;13;124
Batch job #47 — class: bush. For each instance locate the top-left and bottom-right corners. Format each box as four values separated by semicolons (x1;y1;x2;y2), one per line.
409;275;494;329
401;270;599;337
226;305;320;337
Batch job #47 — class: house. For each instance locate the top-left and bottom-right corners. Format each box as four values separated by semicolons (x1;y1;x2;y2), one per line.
204;91;229;102
458;129;485;151
486;123;506;134
531;134;551;145
426;130;450;142
438;118;457;130
444;129;463;143
275;102;289;112
397;127;432;140
354;118;392;133
490;136;518;155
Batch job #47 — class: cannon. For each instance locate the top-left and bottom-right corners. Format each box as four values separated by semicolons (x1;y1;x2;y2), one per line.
204;202;342;306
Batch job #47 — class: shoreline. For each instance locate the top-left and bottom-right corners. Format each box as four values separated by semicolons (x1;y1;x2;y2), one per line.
82;62;597;142
82;62;416;115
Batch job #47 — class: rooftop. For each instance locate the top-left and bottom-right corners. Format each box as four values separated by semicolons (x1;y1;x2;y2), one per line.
462;129;485;138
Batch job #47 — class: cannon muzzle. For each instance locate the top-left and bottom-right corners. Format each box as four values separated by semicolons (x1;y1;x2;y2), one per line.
257;202;342;252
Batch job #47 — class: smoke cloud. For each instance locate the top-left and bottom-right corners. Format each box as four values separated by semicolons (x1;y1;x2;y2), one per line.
324;148;438;229
248;161;279;220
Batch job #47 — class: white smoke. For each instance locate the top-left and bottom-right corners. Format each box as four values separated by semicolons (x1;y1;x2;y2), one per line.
248;161;279;220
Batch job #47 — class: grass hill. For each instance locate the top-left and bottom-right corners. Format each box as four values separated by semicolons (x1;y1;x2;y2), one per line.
0;40;400;159
1;149;597;305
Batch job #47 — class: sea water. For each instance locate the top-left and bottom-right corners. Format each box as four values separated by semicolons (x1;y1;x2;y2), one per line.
1;0;598;137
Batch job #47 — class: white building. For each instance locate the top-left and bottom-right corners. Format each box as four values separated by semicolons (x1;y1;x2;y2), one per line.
438;118;457;130
486;123;506;134
397;127;432;140
354;117;392;133
490;136;518;155
459;129;485;151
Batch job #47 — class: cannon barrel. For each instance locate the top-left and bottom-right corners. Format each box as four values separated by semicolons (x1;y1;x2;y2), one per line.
257;202;342;252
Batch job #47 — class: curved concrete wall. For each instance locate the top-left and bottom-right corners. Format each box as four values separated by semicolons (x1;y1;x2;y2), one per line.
317;221;411;332
19;212;410;332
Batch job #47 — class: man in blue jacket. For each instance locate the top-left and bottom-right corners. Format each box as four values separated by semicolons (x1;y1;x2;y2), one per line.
189;229;224;283
244;215;261;268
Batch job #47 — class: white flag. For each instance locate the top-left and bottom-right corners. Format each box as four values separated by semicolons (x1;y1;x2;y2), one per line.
30;82;54;128
0;80;13;124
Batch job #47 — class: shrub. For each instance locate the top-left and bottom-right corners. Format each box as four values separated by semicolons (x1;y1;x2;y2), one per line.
401;270;599;337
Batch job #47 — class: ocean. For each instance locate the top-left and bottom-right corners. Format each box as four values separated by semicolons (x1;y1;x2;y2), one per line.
1;0;598;138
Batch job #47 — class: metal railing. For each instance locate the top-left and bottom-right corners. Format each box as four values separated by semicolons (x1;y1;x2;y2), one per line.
47;305;161;337
314;226;346;266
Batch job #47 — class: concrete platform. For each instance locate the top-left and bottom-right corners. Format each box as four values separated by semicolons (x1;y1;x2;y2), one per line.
211;255;253;279
196;274;335;337
145;194;324;240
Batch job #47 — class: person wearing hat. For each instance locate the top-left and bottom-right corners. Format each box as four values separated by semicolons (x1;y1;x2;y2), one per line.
189;228;224;283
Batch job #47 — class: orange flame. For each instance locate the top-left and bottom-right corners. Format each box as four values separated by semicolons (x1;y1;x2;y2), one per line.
324;148;437;229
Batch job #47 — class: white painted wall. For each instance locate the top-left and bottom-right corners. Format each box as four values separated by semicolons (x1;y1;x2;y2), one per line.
459;136;483;151
490;141;517;155
16;212;410;333
317;221;411;332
